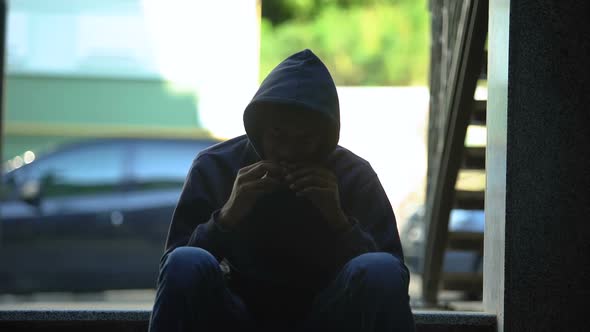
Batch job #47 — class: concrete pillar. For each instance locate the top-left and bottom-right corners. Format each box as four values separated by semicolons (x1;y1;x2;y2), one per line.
485;0;590;331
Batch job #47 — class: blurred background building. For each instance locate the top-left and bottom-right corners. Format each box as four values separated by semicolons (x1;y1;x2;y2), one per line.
4;0;439;224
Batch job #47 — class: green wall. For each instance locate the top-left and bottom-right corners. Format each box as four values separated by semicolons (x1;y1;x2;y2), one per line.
3;75;209;160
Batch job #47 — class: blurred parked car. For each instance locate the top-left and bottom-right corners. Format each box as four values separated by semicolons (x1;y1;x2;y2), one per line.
0;138;219;294
401;206;484;298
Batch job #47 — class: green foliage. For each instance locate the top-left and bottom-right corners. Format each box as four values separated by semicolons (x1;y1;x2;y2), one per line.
262;0;396;25
260;0;430;86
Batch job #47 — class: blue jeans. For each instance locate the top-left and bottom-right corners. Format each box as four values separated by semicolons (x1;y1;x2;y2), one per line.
149;247;415;332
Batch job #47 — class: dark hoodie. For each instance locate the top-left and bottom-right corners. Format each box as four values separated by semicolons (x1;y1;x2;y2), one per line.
164;49;406;324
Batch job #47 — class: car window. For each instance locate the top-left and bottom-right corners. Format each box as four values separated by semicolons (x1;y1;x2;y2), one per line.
27;143;126;198
131;141;210;190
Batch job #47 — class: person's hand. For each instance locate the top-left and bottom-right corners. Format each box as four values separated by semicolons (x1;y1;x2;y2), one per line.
284;165;352;234
218;160;284;229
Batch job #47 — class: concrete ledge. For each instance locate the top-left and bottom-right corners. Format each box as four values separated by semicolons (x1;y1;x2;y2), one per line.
413;310;496;326
0;309;150;321
0;310;496;332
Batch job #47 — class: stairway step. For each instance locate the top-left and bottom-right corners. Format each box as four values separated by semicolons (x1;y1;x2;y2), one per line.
454;190;485;210
470;100;487;125
462;146;485;170
448;231;484;251
479;50;488;79
442;272;483;292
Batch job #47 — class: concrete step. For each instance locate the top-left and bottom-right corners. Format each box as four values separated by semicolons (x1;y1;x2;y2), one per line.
0;310;496;331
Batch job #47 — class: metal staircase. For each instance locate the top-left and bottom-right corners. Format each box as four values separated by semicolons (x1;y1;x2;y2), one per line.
422;0;488;306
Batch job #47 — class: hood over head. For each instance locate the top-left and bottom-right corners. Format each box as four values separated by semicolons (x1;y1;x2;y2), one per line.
243;49;340;160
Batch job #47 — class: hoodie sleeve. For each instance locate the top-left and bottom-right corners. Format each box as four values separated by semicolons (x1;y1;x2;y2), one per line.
163;157;234;261
330;170;406;268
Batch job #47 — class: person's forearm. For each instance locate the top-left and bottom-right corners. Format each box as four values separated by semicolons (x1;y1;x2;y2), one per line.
328;210;354;235
187;210;235;261
216;206;238;231
331;216;377;264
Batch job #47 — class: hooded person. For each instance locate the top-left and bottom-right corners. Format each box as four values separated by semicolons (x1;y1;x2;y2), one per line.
149;49;415;332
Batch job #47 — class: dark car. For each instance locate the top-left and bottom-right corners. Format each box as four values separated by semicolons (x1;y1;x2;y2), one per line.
401;206;484;298
0;137;219;294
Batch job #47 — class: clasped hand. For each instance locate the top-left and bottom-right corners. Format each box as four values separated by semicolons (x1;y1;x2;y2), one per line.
218;160;351;233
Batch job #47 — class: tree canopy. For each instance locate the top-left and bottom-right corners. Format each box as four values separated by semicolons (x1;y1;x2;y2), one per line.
260;0;430;86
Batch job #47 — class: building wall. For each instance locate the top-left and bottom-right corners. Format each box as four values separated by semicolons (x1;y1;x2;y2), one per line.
3;75;207;160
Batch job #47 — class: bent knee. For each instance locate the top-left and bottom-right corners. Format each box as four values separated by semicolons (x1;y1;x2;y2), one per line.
351;252;404;271
349;253;409;290
166;247;218;268
161;247;220;288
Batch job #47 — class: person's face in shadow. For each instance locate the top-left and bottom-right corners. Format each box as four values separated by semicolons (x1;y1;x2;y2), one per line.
260;108;324;165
